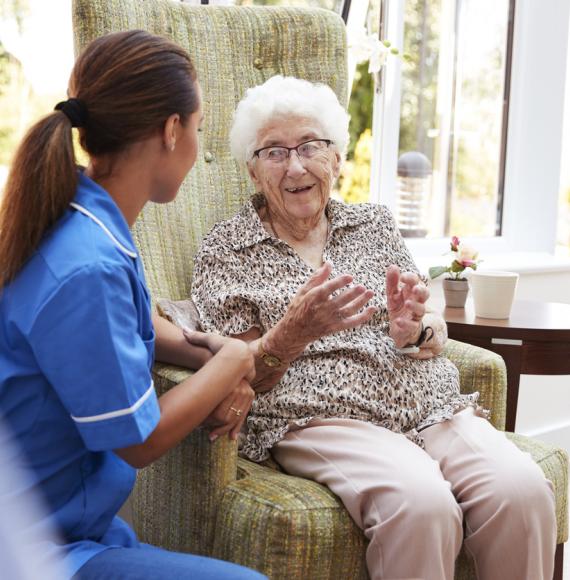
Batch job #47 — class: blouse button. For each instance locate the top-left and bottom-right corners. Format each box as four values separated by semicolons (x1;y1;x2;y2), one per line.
204;151;214;163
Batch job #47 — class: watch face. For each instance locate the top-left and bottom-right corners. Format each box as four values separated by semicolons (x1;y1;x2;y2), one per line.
263;354;281;368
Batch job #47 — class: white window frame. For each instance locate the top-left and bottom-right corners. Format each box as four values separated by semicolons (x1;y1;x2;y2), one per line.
369;0;570;259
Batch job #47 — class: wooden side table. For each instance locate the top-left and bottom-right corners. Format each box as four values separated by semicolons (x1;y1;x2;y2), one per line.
434;299;570;432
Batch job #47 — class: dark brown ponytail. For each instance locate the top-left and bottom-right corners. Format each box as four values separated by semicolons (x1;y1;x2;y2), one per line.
0;30;198;287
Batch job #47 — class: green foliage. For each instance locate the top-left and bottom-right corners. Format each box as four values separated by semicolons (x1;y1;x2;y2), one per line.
428;265;447;279
398;0;440;158
0;0;30;32
339;128;372;204
347;62;373;161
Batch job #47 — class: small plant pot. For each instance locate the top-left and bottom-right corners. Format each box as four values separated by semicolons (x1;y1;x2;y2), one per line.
443;278;469;308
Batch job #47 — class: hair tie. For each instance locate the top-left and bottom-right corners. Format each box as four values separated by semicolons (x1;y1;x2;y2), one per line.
54;98;88;128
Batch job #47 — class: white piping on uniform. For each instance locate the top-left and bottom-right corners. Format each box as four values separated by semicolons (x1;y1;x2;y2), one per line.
71;381;155;424
70;202;138;258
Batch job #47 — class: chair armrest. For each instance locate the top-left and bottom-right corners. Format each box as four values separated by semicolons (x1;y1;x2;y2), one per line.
131;362;238;555
443;339;507;430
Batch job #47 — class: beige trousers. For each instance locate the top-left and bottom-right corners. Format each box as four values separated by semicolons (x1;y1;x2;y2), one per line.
272;408;556;580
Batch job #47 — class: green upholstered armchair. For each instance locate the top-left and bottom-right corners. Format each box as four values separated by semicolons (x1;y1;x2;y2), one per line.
73;2;568;578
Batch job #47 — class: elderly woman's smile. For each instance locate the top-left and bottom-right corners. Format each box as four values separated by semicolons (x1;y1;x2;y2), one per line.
247;117;340;235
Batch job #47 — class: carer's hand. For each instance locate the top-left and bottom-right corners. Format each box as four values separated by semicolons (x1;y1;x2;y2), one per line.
183;330;256;382
386;264;429;348
203;379;255;442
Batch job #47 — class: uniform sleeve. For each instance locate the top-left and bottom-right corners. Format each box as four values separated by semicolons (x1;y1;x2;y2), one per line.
192;247;261;337
29;264;160;451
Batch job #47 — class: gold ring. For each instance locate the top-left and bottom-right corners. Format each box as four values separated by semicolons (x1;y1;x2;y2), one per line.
230;406;242;417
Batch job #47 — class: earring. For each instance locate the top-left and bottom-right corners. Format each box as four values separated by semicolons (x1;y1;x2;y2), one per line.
170;142;176;152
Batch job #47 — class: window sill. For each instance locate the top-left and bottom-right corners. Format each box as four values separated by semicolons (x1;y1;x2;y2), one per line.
414;251;570;278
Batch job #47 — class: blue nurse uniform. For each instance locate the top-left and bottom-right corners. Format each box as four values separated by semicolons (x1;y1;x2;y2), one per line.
0;173;263;579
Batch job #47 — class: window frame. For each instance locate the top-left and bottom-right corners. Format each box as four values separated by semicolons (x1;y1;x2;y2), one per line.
369;0;570;259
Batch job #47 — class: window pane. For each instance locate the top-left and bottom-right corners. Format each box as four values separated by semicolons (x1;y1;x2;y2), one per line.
557;27;570;256
0;0;73;195
396;0;512;239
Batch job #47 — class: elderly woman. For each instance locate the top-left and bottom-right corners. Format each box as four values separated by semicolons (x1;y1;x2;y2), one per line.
190;76;555;580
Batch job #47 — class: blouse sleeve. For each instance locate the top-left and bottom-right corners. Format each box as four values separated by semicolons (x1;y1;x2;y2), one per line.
192;248;261;337
29;263;160;451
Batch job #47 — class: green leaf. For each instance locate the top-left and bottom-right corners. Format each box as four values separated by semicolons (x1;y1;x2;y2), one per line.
429;266;448;279
450;260;464;273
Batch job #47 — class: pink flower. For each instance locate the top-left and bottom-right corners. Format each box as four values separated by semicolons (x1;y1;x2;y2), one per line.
457;244;479;263
429;235;481;280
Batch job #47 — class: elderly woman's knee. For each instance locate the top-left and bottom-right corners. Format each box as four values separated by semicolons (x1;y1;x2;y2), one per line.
473;458;555;527
365;476;462;534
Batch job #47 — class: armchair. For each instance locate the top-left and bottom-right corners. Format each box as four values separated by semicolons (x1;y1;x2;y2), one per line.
73;1;568;578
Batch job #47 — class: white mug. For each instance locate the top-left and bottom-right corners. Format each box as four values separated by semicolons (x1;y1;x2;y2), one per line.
470;271;519;319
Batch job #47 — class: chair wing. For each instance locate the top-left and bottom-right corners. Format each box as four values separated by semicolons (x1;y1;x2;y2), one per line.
73;0;348;302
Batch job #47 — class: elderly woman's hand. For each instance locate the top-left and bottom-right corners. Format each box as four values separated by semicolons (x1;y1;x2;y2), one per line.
386;264;429;349
271;262;377;354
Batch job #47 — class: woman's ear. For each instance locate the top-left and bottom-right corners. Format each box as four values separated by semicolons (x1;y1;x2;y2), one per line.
332;150;342;179
162;113;180;152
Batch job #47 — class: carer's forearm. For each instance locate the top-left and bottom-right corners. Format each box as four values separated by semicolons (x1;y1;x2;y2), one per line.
153;313;211;369
115;341;252;468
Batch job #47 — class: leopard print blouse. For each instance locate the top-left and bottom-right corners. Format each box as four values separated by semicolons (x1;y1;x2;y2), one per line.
192;195;480;462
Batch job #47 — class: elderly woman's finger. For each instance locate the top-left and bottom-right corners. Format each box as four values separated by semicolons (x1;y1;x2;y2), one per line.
340;306;377;328
309;273;353;301
338;289;375;319
412;283;430;303
297;262;333;296
330;284;368;308
385;265;401;297
399;271;421;287
405;299;426;320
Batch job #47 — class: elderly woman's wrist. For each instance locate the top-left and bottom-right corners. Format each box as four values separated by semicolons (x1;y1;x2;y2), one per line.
261;327;306;366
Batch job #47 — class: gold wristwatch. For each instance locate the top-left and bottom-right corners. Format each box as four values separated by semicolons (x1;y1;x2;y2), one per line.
257;339;282;368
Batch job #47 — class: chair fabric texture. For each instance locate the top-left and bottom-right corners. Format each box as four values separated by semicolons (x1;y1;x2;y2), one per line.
72;1;568;578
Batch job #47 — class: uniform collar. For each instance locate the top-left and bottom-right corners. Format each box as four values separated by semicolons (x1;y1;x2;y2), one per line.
71;171;138;258
229;193;376;251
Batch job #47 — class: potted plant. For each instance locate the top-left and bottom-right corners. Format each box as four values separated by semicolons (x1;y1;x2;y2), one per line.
429;236;480;308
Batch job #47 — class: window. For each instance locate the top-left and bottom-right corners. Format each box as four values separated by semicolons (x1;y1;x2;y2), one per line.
372;0;570;258
396;0;513;240
0;0;73;193
557;27;570;256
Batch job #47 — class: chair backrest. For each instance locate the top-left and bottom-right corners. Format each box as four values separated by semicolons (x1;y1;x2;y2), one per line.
72;0;348;302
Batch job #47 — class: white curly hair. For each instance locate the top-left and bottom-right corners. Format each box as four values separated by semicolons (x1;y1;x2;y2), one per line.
229;75;350;165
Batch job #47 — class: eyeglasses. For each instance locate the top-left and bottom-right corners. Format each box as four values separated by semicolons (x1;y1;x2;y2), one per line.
253;139;333;163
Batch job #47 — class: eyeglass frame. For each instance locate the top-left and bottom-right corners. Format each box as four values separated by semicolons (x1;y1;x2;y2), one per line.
252;138;333;162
